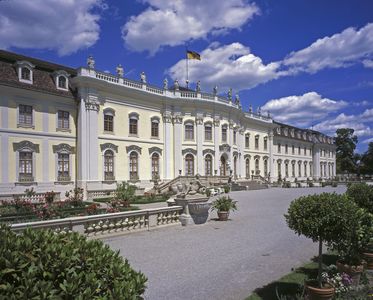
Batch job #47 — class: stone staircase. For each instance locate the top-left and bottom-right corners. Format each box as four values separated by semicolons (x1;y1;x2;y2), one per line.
231;180;269;191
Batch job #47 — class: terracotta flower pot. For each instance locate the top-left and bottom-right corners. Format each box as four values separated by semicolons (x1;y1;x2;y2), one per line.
217;211;229;221
305;282;335;300
336;261;364;286
363;252;373;270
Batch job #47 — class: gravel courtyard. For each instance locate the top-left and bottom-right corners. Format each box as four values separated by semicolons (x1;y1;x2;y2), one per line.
103;186;346;300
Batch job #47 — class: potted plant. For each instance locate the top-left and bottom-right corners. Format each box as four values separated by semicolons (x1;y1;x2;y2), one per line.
285;193;355;300
211;196;237;221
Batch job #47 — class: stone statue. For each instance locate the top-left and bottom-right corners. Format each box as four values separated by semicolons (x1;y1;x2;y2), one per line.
213;85;218;95
163;78;168;90
196;80;201;92
174;79;179;90
257;106;262;115
228;88;232;101
235;94;240;105
116;64;124;77
140;71;146;83
186;174;206;195
249;104;253;113
267;111;271;118
87;55;95;69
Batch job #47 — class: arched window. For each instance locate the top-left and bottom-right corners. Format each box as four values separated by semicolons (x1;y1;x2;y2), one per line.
264;159;268;177
255;135;259;149
151;118;159;138
222;125;227;142
185;154;194;176
205;154;212;176
304;161;307;177
129;113;139;135
285;161;289;177
104;109;115;132
19;151;33;182
58;153;70;181
309;162;313;177
233;156;237;177
263;137;268;151
255;158;260;174
185;123;194;140
104;150;114;181
204;123;212;141
291;162;295;177
58;76;67;89
151;153;159;179
245;158;250;178
21;67;31;81
233;130;237;145
245;133;250;148
129;151;138;180
298;161;302;177
277;160;282;178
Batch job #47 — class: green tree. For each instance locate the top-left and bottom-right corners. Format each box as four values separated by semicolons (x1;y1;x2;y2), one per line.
335;128;358;174
360;142;373;175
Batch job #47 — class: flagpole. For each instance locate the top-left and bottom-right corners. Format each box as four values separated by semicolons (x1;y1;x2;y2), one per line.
186;47;189;89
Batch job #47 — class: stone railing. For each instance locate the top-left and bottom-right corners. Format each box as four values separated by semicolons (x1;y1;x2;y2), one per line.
0;192;61;203
77;68;272;124
11;206;183;237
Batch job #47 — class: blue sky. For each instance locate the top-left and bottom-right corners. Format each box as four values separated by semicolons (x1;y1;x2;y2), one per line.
0;0;372;152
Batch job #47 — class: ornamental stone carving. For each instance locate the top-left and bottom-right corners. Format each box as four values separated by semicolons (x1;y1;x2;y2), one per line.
219;144;231;152
140;71;146;83
244;154;251;159
196;81;201;92
227;88;232;101
85;95;100;111
173;115;183;124
126;145;142;154
232;151;238;157
87;55;95;69
213;118;220;127
13;141;39;152
100;143;118;153
163;78;168;89
213;85;218;95
53;143;76;154
149;147;162;155
174;79;179;90
182;148;197;155
163;114;172;123
203;149;215;156
195;116;204;125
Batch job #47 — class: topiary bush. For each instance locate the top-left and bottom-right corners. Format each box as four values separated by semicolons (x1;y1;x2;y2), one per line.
346;182;373;213
0;226;147;299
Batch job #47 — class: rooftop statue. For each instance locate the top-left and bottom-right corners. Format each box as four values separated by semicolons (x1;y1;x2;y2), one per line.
87;55;95;69
163;78;168;90
174;79;179;90
213;85;218;95
228;88;232;101
140;71;146;83
116;64;124;78
196;80;201;92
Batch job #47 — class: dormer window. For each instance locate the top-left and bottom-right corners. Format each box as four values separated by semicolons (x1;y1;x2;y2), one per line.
15;61;35;84
53;70;70;91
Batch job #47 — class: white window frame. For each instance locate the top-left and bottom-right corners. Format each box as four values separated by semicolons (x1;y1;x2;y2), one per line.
17;104;35;129
15;61;35;84
103;108;115;133
184;121;195;141
150;116;160;139
129;112;139;136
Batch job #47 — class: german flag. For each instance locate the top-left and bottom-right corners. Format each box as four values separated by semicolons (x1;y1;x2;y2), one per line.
187;50;201;60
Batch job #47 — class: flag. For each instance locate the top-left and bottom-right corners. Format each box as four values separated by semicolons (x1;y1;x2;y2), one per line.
187;50;201;60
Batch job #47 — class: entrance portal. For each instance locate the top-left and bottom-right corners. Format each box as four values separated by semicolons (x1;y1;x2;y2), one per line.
220;155;227;176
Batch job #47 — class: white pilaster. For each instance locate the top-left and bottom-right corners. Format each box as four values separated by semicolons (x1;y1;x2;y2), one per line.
163;112;173;179
213;117;220;175
173;114;182;177
196;115;204;175
313;145;320;179
268;132;275;182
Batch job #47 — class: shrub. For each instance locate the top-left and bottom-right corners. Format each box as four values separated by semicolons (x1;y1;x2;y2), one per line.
211;196;237;212
346;183;373;213
283;182;291;188
115;182;136;204
205;189;211;197
331;182;338;187
65;188;84;207
223;185;230;193
0;226;147;299
285;193;357;287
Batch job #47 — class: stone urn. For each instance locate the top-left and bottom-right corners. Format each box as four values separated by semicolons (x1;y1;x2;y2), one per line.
336;261;364;286
305;282;335;300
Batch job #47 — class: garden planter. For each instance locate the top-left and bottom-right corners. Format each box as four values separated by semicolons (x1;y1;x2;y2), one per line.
363;252;373;270
305;282;335;300
217;211;229;221
336;261;364;286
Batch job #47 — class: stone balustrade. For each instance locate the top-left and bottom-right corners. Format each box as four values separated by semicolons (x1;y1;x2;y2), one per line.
0;192;61;203
11;206;183;237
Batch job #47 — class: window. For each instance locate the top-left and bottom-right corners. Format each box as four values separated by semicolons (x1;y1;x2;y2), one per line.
285;144;288;154
278;143;281;153
285;162;289;177
292;145;295;154
245;134;250;148
255;135;259;149
19;104;33;126
205;154;212;176
129;152;138;180
185;154;194;176
233;130;237;145
298;162;301;177
246;159;250;178
298;146;301;155
104;150;114;181
292;163;295;177
304;147;307;155
255;158;259;174
21;67;31;81
264;159;268;177
264;137;268;151
204;123;212;141
310;163;313;177
277;161;281;178
185;123;194;140
304;162;307;177
19;152;33;182
58;110;69;129
104;114;113;132
222;126;227;142
58;76;67;89
129;118;138;135
151;120;159;138
58;153;70;181
151;153;160;179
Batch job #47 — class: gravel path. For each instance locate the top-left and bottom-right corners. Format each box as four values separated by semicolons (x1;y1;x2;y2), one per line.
103;186;346;300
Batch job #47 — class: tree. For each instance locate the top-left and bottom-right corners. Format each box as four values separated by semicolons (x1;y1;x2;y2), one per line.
335;128;358;174
360;142;373;175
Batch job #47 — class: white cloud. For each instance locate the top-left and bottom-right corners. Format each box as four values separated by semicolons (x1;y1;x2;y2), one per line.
283;23;373;74
363;59;373;69
261;92;348;127
167;42;280;92
0;0;104;55
122;0;259;54
362;137;373;144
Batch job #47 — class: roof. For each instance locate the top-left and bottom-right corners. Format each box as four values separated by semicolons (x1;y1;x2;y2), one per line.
0;50;76;98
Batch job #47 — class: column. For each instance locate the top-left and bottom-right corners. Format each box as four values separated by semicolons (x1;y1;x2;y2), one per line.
313;145;320;179
228;122;234;173
77;89;100;188
163;112;174;180
173;114;183;177
213;117;220;175
196;115;204;175
268;132;275;182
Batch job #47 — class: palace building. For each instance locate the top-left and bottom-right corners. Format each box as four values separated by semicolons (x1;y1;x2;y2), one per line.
0;50;336;199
